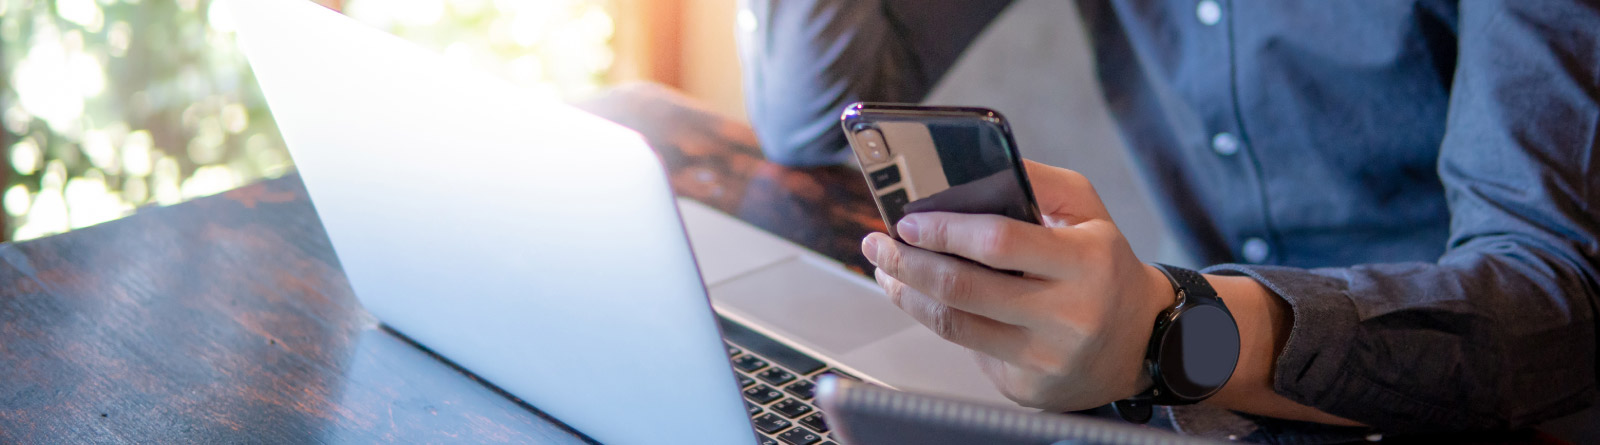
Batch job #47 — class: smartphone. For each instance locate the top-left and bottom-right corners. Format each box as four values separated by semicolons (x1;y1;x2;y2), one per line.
840;103;1042;241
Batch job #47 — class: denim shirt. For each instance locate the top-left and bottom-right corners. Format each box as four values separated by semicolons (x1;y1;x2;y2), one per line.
738;0;1600;442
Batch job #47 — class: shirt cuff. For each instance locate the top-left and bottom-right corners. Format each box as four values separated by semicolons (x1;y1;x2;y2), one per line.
1201;264;1361;406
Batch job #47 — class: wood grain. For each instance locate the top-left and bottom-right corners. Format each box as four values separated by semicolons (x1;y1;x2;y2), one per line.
0;173;595;444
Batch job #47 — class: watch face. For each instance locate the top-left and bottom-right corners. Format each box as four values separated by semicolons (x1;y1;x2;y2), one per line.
1156;304;1242;399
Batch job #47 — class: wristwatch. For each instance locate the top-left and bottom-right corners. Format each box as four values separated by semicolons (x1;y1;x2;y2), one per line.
1112;263;1241;424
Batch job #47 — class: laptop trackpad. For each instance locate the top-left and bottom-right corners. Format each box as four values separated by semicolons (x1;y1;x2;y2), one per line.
708;257;917;356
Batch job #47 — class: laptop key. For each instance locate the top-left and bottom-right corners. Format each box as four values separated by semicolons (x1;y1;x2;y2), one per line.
799;412;828;432
727;344;742;357
752;413;792;434
743;384;784;404
771;398;812;419
738;374;756;388
818;442;836;445
778;426;822;445
733;355;769;373
757;367;796;386
745;400;763;417
784;380;815;400
759;437;780;445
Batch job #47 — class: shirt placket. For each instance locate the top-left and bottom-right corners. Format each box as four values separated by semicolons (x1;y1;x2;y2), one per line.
1201;0;1276;265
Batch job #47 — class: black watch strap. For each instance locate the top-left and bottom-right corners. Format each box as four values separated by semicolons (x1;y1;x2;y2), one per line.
1113;263;1239;424
1156;263;1220;306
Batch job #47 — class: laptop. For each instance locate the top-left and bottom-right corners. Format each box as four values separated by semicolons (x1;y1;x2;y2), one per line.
230;0;1007;443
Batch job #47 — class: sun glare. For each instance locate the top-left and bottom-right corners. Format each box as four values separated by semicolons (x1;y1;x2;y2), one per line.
0;0;616;241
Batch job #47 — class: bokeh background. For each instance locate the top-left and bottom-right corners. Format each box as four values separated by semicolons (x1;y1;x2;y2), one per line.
0;0;745;241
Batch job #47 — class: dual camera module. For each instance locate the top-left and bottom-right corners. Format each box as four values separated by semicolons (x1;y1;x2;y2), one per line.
855;128;892;163
854;127;903;191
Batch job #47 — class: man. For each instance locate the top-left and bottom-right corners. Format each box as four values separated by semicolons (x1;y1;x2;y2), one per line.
738;0;1600;442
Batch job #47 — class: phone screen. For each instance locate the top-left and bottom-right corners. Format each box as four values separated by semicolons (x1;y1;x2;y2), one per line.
847;108;1040;239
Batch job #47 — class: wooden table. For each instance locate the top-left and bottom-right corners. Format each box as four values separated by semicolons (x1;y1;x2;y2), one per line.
0;84;882;443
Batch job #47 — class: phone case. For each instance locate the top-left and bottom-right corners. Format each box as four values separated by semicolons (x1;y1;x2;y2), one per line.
839;103;1042;240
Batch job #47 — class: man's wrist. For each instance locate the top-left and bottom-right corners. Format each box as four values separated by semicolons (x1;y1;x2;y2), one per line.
1133;264;1176;391
1202;274;1362;426
1115;264;1241;423
1202;274;1284;408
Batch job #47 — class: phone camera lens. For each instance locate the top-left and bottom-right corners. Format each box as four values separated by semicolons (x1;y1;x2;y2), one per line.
856;128;891;163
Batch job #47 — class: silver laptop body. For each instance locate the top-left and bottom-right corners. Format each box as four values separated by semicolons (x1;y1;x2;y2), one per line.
231;1;1006;443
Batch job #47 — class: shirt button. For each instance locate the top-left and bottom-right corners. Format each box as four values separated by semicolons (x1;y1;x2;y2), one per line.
1242;237;1270;263
1196;0;1222;26
1366;433;1384;442
1211;132;1239;156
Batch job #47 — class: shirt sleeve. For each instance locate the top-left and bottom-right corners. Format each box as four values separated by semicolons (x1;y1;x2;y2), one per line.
736;0;923;166
735;0;1012;166
1205;1;1600;433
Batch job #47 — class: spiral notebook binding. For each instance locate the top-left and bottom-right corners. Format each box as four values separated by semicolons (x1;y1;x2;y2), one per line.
826;377;1220;445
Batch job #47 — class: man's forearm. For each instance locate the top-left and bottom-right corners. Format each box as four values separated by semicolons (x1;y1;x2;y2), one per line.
736;0;1012;166
1203;274;1361;426
737;0;919;166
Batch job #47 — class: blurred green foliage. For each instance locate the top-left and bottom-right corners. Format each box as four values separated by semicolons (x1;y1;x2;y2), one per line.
2;0;291;240
0;0;613;241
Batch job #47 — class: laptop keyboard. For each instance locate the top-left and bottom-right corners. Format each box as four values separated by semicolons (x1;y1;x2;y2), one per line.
719;315;851;445
728;342;849;445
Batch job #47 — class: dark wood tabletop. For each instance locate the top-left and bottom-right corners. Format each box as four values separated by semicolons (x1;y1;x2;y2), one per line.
0;84;882;443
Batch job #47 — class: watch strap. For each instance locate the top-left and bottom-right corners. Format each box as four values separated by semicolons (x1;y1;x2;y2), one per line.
1147;263;1222;407
1111;395;1154;424
1115;263;1236;423
1154;262;1219;306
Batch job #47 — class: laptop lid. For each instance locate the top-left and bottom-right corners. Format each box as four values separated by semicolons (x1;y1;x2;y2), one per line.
228;1;753;443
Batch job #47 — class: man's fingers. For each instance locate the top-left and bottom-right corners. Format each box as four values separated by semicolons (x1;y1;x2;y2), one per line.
875;269;1028;358
895;212;1064;274
1021;160;1111;225
866;234;1045;324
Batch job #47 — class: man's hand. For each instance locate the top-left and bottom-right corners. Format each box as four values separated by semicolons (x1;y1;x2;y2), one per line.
862;160;1173;411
